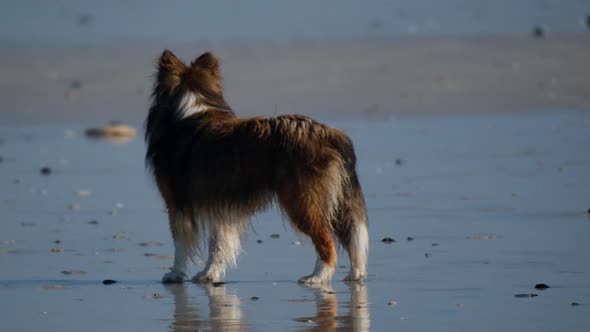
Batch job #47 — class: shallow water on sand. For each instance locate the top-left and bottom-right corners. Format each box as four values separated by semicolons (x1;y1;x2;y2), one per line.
1;111;589;331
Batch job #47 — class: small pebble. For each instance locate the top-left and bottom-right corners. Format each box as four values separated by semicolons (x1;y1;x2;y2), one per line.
144;293;163;300
61;270;87;275
138;241;164;247
40;167;52;175
586;208;590;214
68;204;80;210
250;296;259;301
50;247;63;253
425;253;432;258
256;240;263;244
88;220;99;225
54;240;61;244
144;253;157;257
387;301;398;306
270;234;280;239
112;232;127;239
431;243;440;247
571;302;580;306
586;15;590;29
514;293;538;298
532;26;545;38
395;158;404;166
534;283;550;290
381;237;395;243
406;237;414;241
102;279;117;285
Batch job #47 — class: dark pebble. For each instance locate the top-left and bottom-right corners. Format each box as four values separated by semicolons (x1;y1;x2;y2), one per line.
250;296;259;301
102;279;117;285
424;253;432;258
88;220;99;225
381;237;395;243
395;158;404;166
431;243;439;247
70;80;83;89
40;167;52;175
144;253;157;257
270;234;280;239
532;26;545;38
406;237;414;241
212;282;226;287
54;240;61;244
514;293;538;298
256;240;263;244
571;302;580;306
586;15;590;29
586;208;590;214
534;283;550;290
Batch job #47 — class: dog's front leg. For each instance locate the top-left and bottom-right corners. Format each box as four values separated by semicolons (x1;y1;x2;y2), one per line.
193;223;243;283
162;239;189;283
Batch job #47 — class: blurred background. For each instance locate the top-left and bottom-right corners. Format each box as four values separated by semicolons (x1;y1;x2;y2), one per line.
1;0;589;123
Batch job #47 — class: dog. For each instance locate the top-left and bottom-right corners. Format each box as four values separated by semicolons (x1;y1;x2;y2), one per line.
145;50;368;284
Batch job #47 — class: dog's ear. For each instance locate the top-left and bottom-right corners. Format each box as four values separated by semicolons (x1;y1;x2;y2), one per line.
191;52;220;77
157;50;186;94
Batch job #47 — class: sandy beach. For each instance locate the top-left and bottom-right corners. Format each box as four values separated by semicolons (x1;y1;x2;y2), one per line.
2;1;590;331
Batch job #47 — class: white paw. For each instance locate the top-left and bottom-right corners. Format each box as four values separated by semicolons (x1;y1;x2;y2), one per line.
298;275;331;285
192;270;222;283
162;270;186;283
343;268;366;282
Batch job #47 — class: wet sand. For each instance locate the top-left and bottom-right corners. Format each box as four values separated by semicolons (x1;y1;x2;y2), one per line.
1;35;590;124
1;110;589;331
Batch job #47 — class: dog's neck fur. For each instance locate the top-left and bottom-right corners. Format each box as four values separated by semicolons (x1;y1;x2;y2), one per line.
177;91;232;119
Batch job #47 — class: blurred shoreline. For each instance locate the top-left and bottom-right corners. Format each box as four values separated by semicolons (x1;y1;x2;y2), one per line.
1;33;589;125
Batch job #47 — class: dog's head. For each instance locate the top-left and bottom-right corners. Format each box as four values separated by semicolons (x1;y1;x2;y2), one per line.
152;50;231;118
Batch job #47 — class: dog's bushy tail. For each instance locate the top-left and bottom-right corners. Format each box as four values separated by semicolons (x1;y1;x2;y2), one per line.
329;133;369;275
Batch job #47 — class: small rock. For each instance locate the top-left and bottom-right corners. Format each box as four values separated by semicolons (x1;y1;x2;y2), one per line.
68;203;80;210
250;296;259;301
88;220;99;225
532;26;545;38
112;232;127;239
270;234;280;239
339;265;346;269
43;285;66;290
586;208;590;214
50;247;63;253
431;243;439;246
40;167;52;175
144;253;157;257
514;293;538;298
425;253;432;258
534;283;550;290
54;240;61;244
77;190;91;197
20;222;36;227
77;13;93;26
387;301;398;306
571;302;580;306
138;241;164;247
406;237;414;241
61;269;87;275
102;279;117;285
586;15;590;29
256;240;263;244
381;237;395;243
144;293;163;300
395;158;404;166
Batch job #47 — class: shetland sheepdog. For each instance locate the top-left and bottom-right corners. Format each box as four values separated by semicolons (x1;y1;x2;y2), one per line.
145;50;368;284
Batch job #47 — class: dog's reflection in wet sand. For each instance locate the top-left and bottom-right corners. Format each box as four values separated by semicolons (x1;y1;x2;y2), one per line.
166;283;246;332
295;282;370;332
166;282;369;331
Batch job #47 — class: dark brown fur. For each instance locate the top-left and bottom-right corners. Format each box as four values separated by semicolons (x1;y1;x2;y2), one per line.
145;50;368;283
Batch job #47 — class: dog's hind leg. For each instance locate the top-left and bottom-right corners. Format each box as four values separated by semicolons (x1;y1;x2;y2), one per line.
192;220;246;283
334;178;369;282
279;181;337;285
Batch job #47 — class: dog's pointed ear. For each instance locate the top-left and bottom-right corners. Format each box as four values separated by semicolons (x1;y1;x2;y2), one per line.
157;50;186;94
191;52;220;76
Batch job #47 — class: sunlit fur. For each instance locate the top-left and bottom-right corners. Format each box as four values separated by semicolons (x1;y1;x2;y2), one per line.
145;50;369;284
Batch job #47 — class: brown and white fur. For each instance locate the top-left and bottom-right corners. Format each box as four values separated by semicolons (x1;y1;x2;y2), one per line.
145;50;368;285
